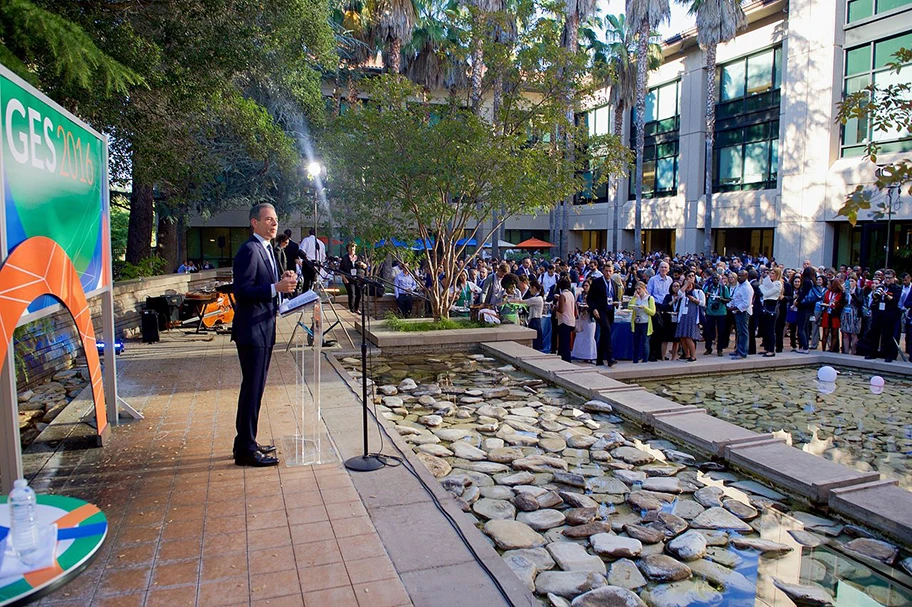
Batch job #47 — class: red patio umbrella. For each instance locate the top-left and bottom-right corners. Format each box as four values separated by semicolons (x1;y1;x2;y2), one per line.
514;237;555;249
317;236;344;245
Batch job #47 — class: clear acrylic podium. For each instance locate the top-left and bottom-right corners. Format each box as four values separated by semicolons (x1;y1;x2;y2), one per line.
282;299;338;466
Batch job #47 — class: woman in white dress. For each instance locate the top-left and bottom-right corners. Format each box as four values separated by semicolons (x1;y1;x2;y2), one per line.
572;279;598;362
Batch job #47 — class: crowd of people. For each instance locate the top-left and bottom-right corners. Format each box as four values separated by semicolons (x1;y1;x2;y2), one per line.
430;249;912;366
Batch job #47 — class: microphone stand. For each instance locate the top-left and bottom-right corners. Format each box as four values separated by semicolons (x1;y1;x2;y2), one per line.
344;270;385;472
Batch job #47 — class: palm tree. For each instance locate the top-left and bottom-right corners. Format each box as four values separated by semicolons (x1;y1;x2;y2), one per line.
403;1;465;91
627;0;669;257
558;0;599;259
372;0;418;73
462;0;502;111
680;0;746;256
587;14;660;255
331;0;376;107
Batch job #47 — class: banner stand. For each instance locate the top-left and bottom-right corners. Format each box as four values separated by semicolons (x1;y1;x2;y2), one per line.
102;289;141;425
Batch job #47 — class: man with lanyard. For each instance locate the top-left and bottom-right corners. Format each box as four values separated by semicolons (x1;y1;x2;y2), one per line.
728;270;754;359
300;228;326;284
867;269;902;362
586;261;618;367
646;261;672;361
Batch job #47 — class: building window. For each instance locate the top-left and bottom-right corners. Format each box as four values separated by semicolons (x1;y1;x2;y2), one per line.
841;32;912;157
713;47;781;192
629;80;680;199
714;122;779;191
587;105;612;137
579;106;613;203
847;0;912;23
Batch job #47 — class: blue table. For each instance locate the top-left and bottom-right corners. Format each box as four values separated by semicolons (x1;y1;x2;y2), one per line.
535;316;633;360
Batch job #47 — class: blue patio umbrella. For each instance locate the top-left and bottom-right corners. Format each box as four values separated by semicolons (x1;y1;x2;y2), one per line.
412;238;435;250
455;238;477;247
375;238;409;247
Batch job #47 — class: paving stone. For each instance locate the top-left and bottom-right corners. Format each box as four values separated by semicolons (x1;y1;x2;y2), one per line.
547;542;607;574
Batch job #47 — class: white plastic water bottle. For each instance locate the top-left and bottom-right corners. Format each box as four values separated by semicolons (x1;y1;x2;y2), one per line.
9;478;38;563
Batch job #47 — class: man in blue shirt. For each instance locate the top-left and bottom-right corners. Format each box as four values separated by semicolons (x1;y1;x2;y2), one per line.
728;270;754;359
646;262;672;361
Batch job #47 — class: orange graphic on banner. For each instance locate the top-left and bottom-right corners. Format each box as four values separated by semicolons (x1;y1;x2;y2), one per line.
0;237;106;435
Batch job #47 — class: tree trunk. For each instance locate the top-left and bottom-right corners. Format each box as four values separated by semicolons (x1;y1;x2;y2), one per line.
634;19;649;259
126;179;154;266
470;31;484;113
388;38;402;74
561;14;580;260
612;100;625;256
156;205;179;272
703;43;717;258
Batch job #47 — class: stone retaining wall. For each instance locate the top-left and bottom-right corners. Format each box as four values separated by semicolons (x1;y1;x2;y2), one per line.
14;270;224;390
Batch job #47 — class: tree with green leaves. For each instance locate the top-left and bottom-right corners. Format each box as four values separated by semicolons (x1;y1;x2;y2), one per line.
324;70;627;319
678;0;745;257
836;48;912;232
627;0;669;257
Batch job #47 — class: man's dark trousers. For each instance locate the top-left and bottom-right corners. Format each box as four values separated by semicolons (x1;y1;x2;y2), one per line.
235;345;272;456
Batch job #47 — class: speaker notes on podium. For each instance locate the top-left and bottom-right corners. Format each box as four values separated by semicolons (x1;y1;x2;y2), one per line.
279;290;319;315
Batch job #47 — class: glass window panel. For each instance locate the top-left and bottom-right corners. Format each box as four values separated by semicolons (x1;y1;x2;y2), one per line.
745;123;768;142
843;116;868;146
657;82;678;120
643;160;657;192
845;46;872;76
718;146;743;185
848;0;874;22
874;33;912;68
657;143;676;158
721;61;746;101
877;0;912;13
743;141;770;184
872;68;912;141
770;139;779;179
717;129;742;147
747;50;774;95
774;47;783;89
656;157;675;190
592;106;611;136
644;90;657;123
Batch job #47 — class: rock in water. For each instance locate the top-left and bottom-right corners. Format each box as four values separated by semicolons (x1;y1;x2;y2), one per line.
788;530;825;548
517;509;566;531
419;414;443;427
591;534;642;559
503;547;556;572
484;519;546;550
398;378;418;391
451;441;487;461
415;452;451;478
693;486;724;508
566;507;598;526
729;537;793;557
514;493;541;512
639;579;723;607
624;524;665;544
502;553;537;592
722;498;758;520
687;559;754;594
559;491;600;509
562;522;613;539
547;542;607;574
666;530;707;561
771;578;835;606
472;498;516;520
638;555;692;582
611;446;655;465
570;586;647;607
607;559;647;591
690;507;754;533
534;571;608;599
844;538;898;564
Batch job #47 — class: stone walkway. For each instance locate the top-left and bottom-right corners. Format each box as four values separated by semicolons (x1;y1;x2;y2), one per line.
24;316;411;607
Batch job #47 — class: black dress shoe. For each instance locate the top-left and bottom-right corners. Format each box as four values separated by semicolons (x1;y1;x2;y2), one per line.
257;443;276;454
235;451;279;467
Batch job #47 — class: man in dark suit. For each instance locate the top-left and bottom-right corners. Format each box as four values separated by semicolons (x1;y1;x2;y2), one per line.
586;261;618;367
282;229;300;273
232;203;297;466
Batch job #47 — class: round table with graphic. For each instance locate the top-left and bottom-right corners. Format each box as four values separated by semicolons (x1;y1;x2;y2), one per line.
0;494;107;606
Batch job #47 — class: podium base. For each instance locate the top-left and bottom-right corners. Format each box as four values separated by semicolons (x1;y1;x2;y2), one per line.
344;454;385;472
282;435;338;467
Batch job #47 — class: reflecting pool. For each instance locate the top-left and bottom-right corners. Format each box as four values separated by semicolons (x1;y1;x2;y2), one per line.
339;354;912;606
639;366;912;490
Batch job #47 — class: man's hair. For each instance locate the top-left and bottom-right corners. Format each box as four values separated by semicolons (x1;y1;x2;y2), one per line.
283;229;293;237
249;202;275;221
276;234;289;245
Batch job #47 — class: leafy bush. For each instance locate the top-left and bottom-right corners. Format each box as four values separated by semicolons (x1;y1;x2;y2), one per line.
383;313;486;332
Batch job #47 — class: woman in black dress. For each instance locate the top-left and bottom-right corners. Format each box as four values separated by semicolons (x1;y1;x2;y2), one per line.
661;281;682;360
339;242;362;313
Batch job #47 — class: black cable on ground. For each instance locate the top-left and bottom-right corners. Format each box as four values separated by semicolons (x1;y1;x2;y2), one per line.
357;293;520;607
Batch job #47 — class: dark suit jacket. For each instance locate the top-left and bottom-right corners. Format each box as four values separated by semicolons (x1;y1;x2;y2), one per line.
587;273;616;323
232;236;278;348
284;240;300;272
